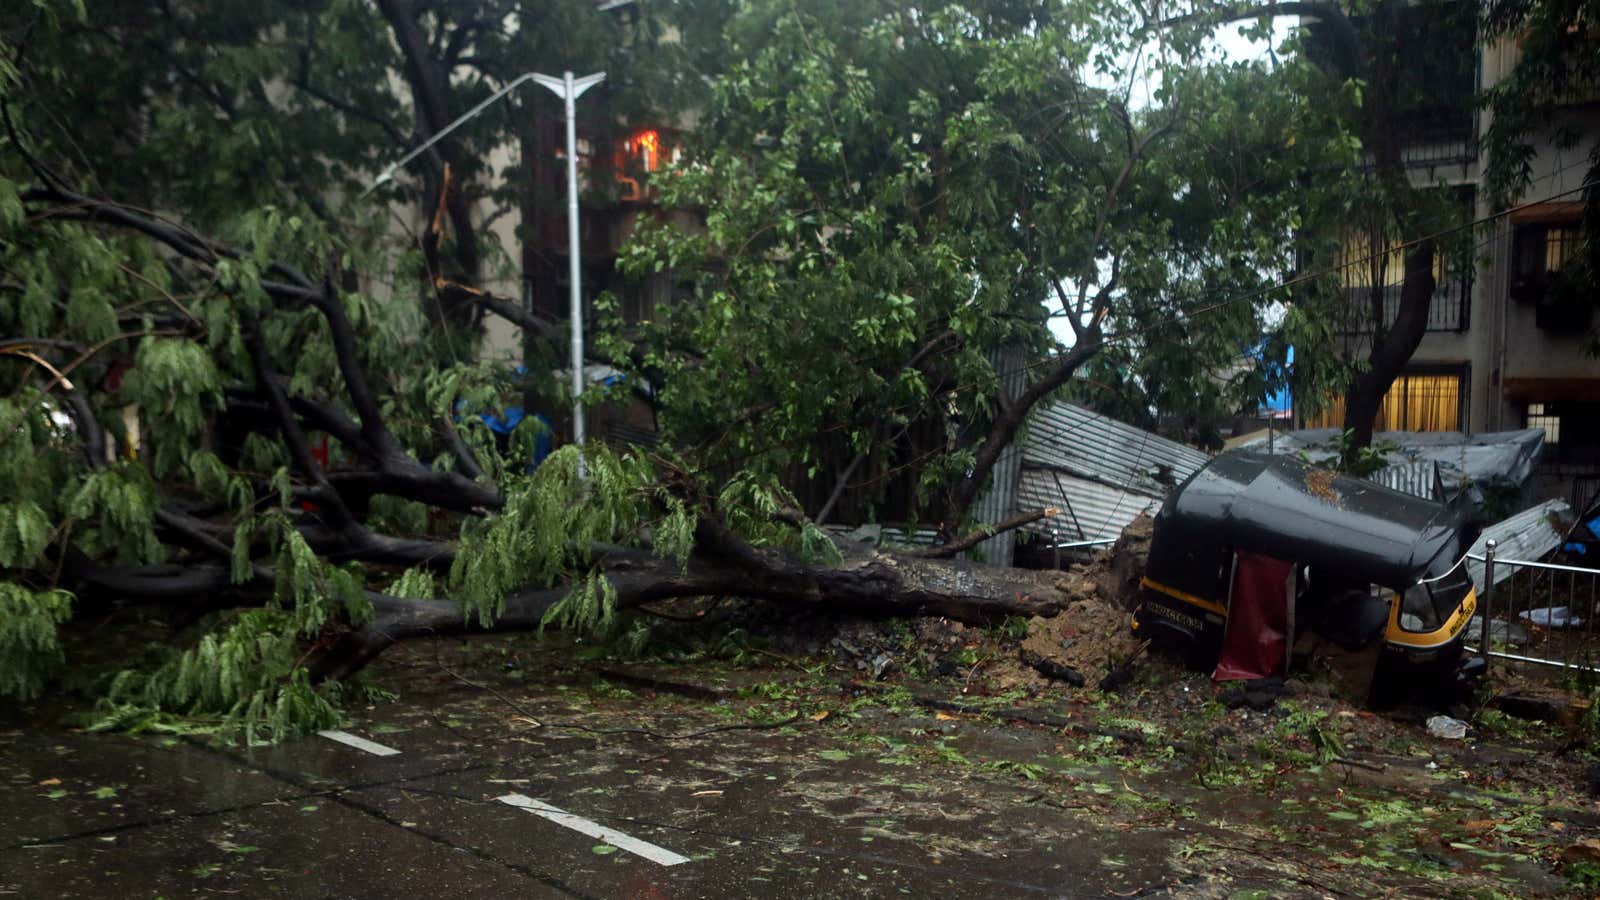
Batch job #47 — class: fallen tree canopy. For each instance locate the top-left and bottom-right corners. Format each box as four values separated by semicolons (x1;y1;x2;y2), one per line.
0;174;1069;737
0;0;1351;740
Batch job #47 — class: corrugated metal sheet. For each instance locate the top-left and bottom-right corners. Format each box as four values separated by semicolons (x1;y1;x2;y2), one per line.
1015;468;1164;543
834;401;1208;560
1021;403;1210;495
1241;428;1545;503
825;524;942;549
972;344;1028;566
1467;498;1576;586
1368;459;1443;501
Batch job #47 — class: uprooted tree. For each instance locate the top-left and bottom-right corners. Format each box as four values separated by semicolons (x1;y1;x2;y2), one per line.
1;0;1350;738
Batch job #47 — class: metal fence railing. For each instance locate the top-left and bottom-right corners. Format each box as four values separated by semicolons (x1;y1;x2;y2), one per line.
1467;540;1600;674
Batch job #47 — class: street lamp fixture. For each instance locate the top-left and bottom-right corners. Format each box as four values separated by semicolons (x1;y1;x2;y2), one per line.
361;69;605;466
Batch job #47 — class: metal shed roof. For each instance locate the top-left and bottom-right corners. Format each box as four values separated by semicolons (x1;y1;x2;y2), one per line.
1011;402;1211;545
1368;458;1445;502
1467;498;1576;587
1021;403;1211;496
1015;468;1163;542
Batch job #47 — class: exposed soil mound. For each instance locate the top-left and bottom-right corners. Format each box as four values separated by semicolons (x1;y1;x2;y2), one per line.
1013;550;1148;689
1099;512;1153;610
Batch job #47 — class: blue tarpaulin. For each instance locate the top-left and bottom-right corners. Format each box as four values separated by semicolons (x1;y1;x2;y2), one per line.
472;406;552;467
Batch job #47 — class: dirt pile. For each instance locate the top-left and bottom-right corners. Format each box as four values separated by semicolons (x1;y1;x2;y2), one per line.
1013;546;1149;689
1097;512;1153;610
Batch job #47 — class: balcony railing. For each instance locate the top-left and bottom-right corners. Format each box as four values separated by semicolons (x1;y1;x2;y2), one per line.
1336;276;1473;335
1354;112;1479;170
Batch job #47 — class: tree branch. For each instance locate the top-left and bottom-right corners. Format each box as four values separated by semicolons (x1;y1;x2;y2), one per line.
910;508;1059;559
948;336;1103;526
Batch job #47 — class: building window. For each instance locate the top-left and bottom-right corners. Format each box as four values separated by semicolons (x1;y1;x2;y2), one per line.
1513;222;1583;297
1524;401;1600;464
1526;402;1561;445
1509;210;1592;331
1302;370;1465;432
1335;189;1474;333
627;129;661;172
616;128;675;202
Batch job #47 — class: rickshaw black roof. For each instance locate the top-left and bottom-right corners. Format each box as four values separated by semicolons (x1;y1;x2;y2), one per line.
1154;451;1467;588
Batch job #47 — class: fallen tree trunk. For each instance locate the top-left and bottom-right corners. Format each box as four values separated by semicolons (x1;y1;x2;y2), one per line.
309;545;1069;683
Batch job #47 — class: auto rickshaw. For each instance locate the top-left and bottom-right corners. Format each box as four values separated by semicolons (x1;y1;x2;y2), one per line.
1133;451;1485;704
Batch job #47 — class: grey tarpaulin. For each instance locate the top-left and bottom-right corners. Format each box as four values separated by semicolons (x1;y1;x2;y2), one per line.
1238;428;1546;505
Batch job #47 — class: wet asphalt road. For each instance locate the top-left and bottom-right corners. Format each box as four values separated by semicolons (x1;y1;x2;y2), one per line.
0;649;1182;899
0;718;1159;899
3;640;1582;898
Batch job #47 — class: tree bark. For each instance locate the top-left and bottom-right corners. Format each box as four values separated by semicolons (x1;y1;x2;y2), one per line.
1174;1;1443;453
946;336;1102;529
308;542;1069;683
1338;0;1438;451
375;0;482;326
1342;241;1436;449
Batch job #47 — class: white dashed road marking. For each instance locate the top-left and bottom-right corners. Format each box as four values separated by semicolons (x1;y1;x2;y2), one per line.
316;729;401;756
494;794;690;866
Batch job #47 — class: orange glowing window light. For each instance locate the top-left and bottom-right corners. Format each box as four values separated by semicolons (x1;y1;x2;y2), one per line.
633;129;660;171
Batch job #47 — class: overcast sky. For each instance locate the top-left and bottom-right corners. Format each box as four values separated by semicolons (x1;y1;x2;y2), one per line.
1046;18;1299;349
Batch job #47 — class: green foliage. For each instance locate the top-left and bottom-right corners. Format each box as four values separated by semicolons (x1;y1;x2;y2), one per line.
66;464;165;565
451;446;650;627
1301;429;1395;477
386;567;438;600
0;0;700;742
543;572;621;635
0;501;52;569
718;472;841;565
606;0;1379;513
118;337;222;476
653;499;697;570
268;518;373;637
1569;857;1600;892
188;451;254;516
0;0;1501;744
0;584;73;700
1278;703;1344;764
101;610;341;744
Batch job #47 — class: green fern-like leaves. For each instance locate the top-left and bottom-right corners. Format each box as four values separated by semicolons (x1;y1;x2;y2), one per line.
386;566;437;599
0;584;73;700
266;515;373;636
118;337;223;477
540;571;619;635
451;445;652;628
103;609;341;745
66;464;165;564
654;498;697;570
0;501;51;568
717;471;841;565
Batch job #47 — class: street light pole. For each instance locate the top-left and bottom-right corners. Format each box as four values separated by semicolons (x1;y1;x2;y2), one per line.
533;71;605;463
362;68;605;468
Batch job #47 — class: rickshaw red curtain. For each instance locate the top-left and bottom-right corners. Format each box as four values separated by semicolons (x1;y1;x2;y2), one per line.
1214;551;1295;682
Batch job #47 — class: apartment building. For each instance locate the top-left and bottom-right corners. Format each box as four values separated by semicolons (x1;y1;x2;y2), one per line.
1300;1;1600;510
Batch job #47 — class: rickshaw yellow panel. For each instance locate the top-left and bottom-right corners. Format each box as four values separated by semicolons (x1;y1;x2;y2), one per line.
1140;577;1228;617
1383;587;1477;649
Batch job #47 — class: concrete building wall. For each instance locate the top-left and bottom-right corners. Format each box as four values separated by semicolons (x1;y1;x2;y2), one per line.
1377;33;1599;441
